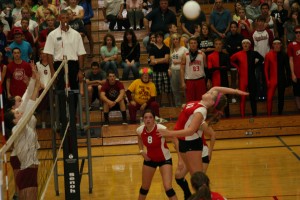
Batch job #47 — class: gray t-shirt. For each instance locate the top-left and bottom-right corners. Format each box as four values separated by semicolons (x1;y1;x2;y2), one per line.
86;70;106;81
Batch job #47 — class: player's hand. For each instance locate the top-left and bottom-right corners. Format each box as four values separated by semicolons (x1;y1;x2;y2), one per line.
235;89;249;96
141;152;151;161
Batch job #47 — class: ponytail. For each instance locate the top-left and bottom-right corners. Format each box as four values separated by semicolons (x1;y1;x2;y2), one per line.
188;184;211;200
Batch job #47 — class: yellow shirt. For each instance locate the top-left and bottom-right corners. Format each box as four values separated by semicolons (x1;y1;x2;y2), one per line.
164;37;186;48
127;79;156;105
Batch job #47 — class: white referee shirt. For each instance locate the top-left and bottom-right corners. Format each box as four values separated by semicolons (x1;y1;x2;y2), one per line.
44;25;86;61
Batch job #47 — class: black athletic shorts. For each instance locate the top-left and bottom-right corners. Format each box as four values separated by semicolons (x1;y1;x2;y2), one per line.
179;137;203;153
202;155;210;164
143;158;173;168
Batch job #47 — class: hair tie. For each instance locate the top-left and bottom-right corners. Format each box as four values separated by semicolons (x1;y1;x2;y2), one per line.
214;93;223;108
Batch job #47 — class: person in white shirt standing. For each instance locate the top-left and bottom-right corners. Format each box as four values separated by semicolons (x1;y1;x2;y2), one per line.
36;46;51;128
44;10;86;131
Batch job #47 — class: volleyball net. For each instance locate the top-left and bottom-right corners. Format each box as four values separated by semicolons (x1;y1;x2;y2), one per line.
0;59;70;200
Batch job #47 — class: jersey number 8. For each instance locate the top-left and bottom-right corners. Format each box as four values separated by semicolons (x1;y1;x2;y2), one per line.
147;136;153;144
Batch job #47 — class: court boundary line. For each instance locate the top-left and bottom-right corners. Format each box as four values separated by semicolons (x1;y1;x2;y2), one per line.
277;136;300;161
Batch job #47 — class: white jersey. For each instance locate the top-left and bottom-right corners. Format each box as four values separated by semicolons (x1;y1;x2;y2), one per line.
184;50;205;80
170;46;188;70
252;30;271;57
36;61;51;88
13;100;40;169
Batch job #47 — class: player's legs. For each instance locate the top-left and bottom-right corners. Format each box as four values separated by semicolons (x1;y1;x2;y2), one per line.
159;163;178;200
138;165;156;200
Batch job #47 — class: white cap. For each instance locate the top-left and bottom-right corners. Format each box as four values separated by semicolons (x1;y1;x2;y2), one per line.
242;39;251;44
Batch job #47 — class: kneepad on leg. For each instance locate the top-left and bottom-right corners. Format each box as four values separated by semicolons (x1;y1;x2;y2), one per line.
165;188;176;197
139;187;149;196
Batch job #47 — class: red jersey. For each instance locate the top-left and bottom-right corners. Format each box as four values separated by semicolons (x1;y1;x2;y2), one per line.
287;41;300;78
211;191;226;200
137;124;171;162
6;61;32;97
174;101;207;141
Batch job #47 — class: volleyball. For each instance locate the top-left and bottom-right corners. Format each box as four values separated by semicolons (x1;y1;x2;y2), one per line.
182;1;201;20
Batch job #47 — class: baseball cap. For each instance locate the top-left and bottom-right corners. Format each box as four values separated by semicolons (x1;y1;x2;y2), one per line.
12;27;23;35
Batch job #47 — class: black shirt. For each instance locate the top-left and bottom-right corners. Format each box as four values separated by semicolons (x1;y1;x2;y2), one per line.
121;42;140;62
225;33;244;56
145;8;177;34
149;44;170;72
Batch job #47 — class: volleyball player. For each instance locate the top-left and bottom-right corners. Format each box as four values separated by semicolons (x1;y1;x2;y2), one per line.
157;87;248;175
137;109;178;200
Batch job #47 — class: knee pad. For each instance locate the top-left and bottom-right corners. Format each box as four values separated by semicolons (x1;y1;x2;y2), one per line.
165;188;176;197
139;187;149;195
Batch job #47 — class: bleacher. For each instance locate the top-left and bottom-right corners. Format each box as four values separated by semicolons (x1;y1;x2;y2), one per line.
35;1;300;147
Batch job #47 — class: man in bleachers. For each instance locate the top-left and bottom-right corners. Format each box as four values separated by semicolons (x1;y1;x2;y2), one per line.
6;27;33;63
126;67;160;124
246;0;261;21
102;0;130;31
251;16;273;101
142;0;177;47
6;47;32;98
14;7;38;44
100;70;127;125
181;37;207;102
149;31;171;106
209;0;232;39
86;62;106;110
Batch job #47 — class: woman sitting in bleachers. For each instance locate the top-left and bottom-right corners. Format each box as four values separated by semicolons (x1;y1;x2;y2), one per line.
121;29;140;80
100;33;119;78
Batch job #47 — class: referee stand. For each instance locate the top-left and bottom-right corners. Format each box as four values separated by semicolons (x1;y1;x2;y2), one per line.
49;72;93;199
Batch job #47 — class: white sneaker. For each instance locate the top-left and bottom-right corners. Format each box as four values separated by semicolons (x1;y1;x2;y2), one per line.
129;26;133;30
136;25;140;30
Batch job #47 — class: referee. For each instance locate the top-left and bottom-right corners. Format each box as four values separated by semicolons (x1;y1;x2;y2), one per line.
44;10;86;131
44;9;86;90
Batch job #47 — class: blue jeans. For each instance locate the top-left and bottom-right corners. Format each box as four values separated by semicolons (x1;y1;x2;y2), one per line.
121;61;140;80
101;61;119;78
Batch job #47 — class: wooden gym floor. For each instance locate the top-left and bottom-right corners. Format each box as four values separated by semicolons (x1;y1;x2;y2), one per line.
44;135;300;200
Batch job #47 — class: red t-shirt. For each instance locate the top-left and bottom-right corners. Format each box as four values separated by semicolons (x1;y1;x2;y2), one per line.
6;61;32;97
287;41;300;78
100;80;124;101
